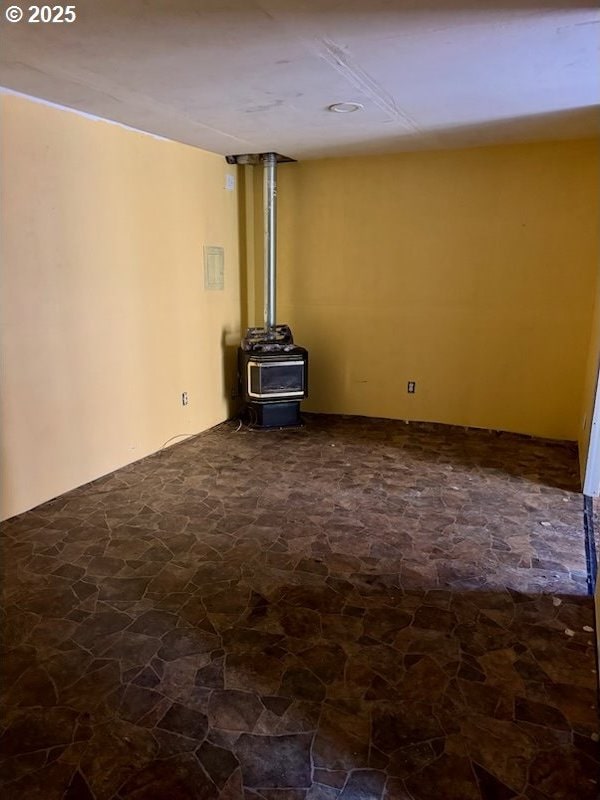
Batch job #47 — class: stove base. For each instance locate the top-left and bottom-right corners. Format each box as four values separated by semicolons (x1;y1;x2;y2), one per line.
247;401;303;429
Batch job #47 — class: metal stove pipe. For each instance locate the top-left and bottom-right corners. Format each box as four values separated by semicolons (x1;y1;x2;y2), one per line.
263;152;277;333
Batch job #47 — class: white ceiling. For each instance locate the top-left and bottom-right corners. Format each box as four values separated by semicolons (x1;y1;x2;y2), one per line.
0;0;598;159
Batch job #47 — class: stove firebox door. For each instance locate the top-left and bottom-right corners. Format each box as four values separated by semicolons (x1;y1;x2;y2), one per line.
247;360;306;399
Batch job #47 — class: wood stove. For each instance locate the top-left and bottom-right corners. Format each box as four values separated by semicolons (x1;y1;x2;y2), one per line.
238;324;308;428
227;152;308;428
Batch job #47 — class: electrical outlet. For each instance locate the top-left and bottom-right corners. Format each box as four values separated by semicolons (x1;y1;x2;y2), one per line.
182;392;189;406
407;381;416;394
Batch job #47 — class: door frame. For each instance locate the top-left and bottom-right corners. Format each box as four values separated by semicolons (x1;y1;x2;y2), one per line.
583;363;600;497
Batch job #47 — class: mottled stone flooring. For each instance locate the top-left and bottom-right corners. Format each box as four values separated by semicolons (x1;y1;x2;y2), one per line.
1;414;598;800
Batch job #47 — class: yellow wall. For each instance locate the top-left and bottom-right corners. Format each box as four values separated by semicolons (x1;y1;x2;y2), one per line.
253;140;599;441
0;93;241;519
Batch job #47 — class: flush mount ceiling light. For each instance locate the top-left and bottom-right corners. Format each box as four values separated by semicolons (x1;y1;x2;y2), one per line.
328;102;364;113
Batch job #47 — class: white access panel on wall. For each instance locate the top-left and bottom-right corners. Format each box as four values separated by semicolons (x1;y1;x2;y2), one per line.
204;246;224;291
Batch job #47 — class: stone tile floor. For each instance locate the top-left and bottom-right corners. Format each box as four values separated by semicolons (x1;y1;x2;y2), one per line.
1;414;598;800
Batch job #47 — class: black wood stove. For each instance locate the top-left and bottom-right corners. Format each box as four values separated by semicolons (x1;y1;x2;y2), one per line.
227;152;308;428
239;324;308;428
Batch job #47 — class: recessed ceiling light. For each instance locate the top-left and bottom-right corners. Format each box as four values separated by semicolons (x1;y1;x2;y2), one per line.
328;102;364;113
